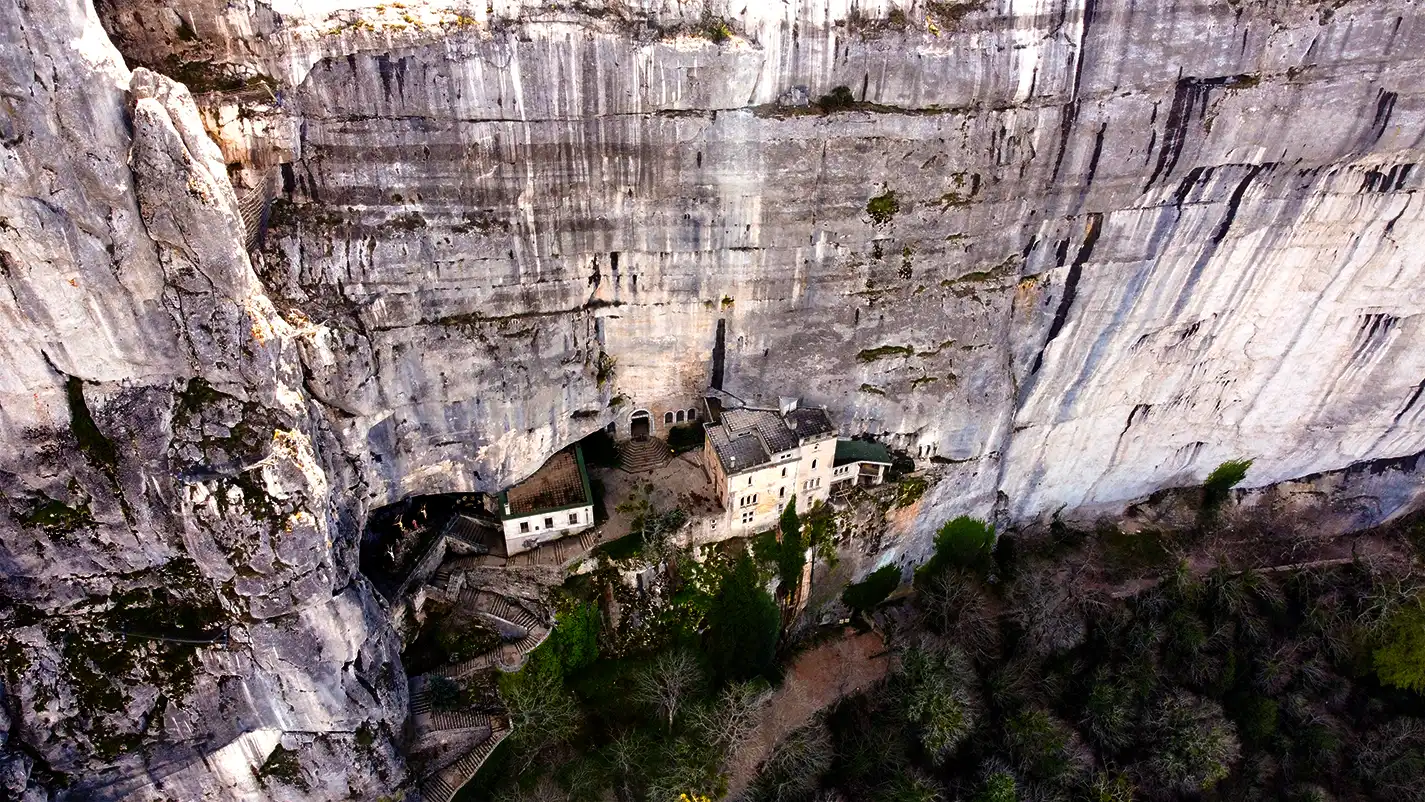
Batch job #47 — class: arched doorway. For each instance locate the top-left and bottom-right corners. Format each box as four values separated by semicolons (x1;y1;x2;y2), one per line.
630;409;651;440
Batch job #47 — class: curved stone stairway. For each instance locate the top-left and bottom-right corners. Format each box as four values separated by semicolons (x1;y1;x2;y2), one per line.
618;435;672;473
408;500;612;802
410;591;552;802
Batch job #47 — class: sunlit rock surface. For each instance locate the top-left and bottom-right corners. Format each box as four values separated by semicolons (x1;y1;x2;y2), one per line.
1;0;1423;798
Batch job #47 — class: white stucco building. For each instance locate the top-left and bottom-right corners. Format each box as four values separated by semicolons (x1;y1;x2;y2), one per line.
497;446;595;555
702;402;838;535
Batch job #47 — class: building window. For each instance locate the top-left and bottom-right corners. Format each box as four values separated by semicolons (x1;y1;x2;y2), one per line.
688;408;699;420
781;467;787;477
520;521;530;534
812;459;817;469
748;477;753;486
544;517;554;529
676;410;686;422
664;411;674;425
780;487;786;498
740;494;758;508
741;511;755;524
569;512;579;524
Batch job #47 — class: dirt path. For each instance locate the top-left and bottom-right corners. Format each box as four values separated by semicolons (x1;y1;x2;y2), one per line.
724;629;891;799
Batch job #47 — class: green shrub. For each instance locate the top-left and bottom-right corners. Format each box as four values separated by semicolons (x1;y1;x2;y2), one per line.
843;564;901;613
817;85;856;111
553;601;601;674
703;18;733;43
667;422;703;452
918;516;995;583
1146;692;1241;793
1005;708;1083;783
1203;458;1252;508
437;621;500;664
426;676;463;711
706;554;781;682
894;646;977;764
895;476;928;508
1229;694;1280;746
777;497;805;596
1373;601;1425;693
973;772;1016;802
256;744;307;788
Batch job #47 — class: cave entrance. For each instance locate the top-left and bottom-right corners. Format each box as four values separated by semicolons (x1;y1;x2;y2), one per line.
359;492;496;600
630;409;651;440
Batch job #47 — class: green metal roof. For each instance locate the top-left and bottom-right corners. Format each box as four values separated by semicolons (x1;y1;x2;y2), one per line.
834;439;892;467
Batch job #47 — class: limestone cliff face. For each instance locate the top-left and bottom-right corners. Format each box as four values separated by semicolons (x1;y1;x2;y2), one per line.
0;1;404;799
115;0;1425;522
2;0;1424;799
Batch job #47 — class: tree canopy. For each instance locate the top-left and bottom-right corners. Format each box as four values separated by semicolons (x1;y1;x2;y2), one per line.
705;553;781;682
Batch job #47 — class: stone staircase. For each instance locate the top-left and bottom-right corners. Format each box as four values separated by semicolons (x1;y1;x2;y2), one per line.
419;725;510;802
413;710;500;737
407;526;588;798
618;436;671;473
461;588;545;631
507;529;601;568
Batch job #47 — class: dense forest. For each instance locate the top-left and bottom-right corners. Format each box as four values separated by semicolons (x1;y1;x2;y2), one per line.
458;473;1425;802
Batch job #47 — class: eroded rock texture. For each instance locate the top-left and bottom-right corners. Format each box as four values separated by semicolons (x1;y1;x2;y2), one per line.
1;0;1424;798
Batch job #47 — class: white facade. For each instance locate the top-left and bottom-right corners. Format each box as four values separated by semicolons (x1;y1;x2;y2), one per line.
500;504;594;556
704;405;839;536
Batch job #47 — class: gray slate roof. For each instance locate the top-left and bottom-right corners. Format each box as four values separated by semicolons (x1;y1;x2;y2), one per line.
706;421;771;473
786;408;835;439
707;405;836;475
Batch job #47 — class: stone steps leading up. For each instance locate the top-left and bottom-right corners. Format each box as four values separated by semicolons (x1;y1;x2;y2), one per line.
420;727;510;802
415;710;497;735
430;651;501;680
459;589;545;632
618;436;671;473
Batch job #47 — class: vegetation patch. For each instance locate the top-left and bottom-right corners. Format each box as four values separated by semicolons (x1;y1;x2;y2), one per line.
894;475;928;508
256;744;308;790
158;56;275;93
918;516;995;582
866;190;901;225
817;85;857;112
1203;458;1252;509
856;344;914;362
595;352;618;388
66;376;119;475
666;422;703;453
700;17;734;43
21;495;93;534
842;564;901;613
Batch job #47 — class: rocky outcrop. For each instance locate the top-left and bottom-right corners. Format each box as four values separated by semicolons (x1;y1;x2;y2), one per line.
2;0;1423;798
0;1;405;799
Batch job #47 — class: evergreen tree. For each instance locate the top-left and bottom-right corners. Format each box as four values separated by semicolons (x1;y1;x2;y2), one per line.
706;554;781;682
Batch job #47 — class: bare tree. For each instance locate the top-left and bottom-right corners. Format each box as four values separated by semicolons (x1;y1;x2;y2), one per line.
919;570;1001;662
753;721;834;802
689;679;774;762
634;649;703;730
